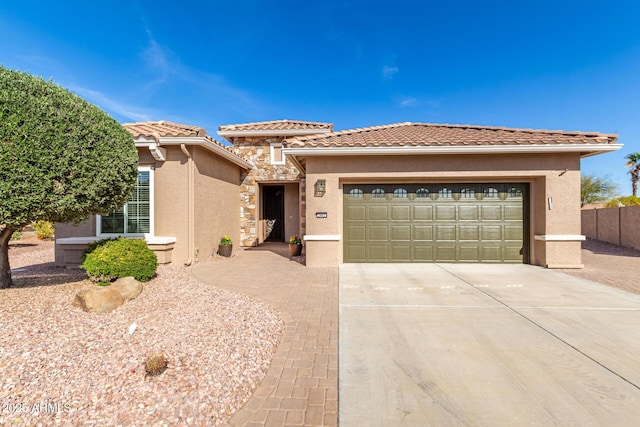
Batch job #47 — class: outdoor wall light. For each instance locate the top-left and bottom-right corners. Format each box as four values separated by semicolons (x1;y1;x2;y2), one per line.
314;179;326;197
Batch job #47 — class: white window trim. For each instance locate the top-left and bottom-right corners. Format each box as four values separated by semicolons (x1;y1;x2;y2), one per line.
96;165;154;238
270;143;286;165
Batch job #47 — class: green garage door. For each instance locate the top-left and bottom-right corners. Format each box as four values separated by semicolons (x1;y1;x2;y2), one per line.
343;184;527;263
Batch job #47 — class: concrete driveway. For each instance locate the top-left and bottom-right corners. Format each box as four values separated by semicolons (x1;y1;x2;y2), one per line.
339;263;640;426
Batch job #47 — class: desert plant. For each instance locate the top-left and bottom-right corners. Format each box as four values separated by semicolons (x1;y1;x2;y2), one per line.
9;231;21;241
581;173;618;207
605;196;640;208
144;352;168;377
626;153;640;197
219;235;232;246
33;220;55;240
81;238;157;283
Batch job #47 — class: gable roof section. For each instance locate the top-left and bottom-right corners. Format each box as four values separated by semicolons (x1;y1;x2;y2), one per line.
123;121;252;170
287;122;618;148
218;119;334;140
285;122;620;159
124;121;207;139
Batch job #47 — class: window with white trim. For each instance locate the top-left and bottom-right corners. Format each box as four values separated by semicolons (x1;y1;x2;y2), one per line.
98;167;153;235
270;143;285;165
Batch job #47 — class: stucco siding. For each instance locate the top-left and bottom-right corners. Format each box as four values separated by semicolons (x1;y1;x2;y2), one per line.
302;152;583;268
193;145;242;260
153;146;190;263
284;182;300;241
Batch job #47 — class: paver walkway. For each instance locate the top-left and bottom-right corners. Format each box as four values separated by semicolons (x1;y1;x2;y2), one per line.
558;238;640;295
190;244;338;427
189;238;640;426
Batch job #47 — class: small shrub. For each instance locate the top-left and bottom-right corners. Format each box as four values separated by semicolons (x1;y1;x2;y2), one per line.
605;196;640;208
81;238;157;283
33;220;55;240
145;353;168;377
81;237;117;262
9;231;22;241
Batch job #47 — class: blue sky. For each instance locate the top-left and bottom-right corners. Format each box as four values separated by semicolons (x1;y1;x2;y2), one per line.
2;1;639;194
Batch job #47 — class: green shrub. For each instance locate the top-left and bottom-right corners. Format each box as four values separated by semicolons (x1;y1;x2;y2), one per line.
605;196;640;208
33;220;55;240
81;237;117;262
9;231;22;241
81;238;157;283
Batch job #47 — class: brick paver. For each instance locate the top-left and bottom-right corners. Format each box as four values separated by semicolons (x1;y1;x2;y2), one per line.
190;244;338;426
558;238;640;295
188;238;636;426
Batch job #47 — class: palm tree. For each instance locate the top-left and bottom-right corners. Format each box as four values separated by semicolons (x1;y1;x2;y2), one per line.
626;153;640;196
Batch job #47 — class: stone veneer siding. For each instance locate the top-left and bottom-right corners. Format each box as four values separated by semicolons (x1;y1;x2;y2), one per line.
230;136;302;246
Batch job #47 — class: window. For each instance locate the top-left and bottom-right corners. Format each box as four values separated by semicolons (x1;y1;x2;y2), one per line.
460;188;476;198
415;188;430;198
99;167;152;235
371;188;385;198
507;187;523;198
270;143;285;165
393;188;408;198
438;187;453;198
349;188;364;199
484;187;499;198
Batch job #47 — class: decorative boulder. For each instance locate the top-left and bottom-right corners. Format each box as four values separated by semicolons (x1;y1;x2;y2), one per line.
73;287;125;313
111;277;143;301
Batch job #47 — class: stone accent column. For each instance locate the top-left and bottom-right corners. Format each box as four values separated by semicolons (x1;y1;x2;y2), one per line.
231;136;302;246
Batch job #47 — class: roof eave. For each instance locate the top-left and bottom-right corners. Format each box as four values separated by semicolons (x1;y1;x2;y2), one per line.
218;129;332;141
135;136;252;170
283;143;623;159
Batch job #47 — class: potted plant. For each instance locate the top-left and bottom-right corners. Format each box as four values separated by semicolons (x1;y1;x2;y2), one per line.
218;235;233;257
289;235;303;258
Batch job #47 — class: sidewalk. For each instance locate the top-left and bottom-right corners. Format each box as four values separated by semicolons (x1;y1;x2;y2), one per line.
190;244;338;427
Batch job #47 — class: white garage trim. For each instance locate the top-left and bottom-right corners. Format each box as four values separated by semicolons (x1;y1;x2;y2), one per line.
534;235;586;241
304;234;341;241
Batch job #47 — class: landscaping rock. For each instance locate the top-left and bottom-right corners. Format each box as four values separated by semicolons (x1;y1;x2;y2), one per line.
73;287;125;312
111;276;143;301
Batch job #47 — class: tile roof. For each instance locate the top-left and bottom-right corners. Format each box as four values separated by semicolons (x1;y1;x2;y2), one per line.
123;121;207;139
286;122;618;148
123;121;243;158
218;119;334;132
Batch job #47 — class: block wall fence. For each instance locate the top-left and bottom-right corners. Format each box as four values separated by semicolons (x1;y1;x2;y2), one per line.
581;205;640;251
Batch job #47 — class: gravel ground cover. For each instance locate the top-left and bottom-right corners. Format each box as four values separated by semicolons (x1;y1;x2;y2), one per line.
1;238;283;426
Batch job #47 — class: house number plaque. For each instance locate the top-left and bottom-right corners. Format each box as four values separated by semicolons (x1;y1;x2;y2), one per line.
316;212;328;218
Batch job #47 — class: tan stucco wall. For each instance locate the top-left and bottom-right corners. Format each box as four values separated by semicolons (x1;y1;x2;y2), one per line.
193;145;242;260
55;145;243;266
302;152;582;268
284;182;300;240
151;146;190;263
54;220;97;266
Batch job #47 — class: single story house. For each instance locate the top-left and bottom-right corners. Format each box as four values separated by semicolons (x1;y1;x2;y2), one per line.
55;119;621;269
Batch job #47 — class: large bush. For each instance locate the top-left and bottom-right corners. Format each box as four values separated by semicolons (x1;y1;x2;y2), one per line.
81;238;157;283
0;66;138;288
605;196;640;207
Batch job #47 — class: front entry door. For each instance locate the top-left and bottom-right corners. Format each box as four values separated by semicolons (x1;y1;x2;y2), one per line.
262;185;285;242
